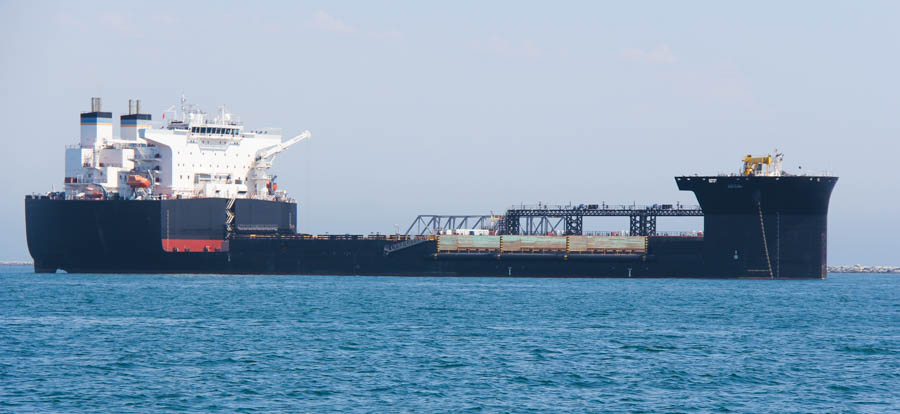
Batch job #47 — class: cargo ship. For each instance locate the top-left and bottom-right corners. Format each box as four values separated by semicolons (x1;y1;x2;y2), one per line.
25;98;838;278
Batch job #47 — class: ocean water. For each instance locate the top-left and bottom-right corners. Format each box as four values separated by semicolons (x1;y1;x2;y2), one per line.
0;266;897;413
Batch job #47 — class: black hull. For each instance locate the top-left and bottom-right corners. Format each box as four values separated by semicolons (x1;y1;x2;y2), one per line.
25;175;837;278
676;175;838;279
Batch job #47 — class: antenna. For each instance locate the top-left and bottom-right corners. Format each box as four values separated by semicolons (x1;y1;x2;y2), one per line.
180;94;187;122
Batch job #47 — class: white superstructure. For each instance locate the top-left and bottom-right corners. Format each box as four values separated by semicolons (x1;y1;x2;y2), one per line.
64;97;310;200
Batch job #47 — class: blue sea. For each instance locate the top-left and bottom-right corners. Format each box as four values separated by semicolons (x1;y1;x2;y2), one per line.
0;266;897;412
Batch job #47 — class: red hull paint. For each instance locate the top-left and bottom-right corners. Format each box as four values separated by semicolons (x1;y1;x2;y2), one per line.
162;239;224;253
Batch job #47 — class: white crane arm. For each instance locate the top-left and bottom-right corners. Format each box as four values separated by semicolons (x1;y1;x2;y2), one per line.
255;130;311;161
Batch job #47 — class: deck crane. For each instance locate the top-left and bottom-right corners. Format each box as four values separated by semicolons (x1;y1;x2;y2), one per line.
248;130;311;197
742;150;784;177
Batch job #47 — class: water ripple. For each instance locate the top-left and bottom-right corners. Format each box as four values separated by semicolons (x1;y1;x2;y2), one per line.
0;266;898;412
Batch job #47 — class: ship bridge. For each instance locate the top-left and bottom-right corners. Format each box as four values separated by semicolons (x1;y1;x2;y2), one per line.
62;96;310;202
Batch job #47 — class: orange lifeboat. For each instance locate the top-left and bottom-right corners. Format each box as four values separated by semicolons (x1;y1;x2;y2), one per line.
127;175;151;188
82;185;105;199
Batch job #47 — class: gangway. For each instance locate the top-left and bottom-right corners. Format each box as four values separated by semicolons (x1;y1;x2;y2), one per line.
404;204;703;236
502;203;703;236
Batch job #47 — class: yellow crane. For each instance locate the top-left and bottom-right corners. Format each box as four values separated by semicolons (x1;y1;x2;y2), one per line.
742;151;785;177
743;154;772;176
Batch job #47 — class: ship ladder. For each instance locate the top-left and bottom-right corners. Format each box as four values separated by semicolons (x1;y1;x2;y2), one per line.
757;200;774;279
225;197;236;239
383;238;430;256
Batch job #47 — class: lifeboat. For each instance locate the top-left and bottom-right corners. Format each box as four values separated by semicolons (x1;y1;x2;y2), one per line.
127;175;151;188
82;185;105;199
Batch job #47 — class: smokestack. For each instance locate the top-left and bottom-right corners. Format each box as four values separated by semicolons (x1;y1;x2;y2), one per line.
82;97;112;148
120;97;151;141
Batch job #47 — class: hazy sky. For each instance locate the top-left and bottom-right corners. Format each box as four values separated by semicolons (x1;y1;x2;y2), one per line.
2;1;899;265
